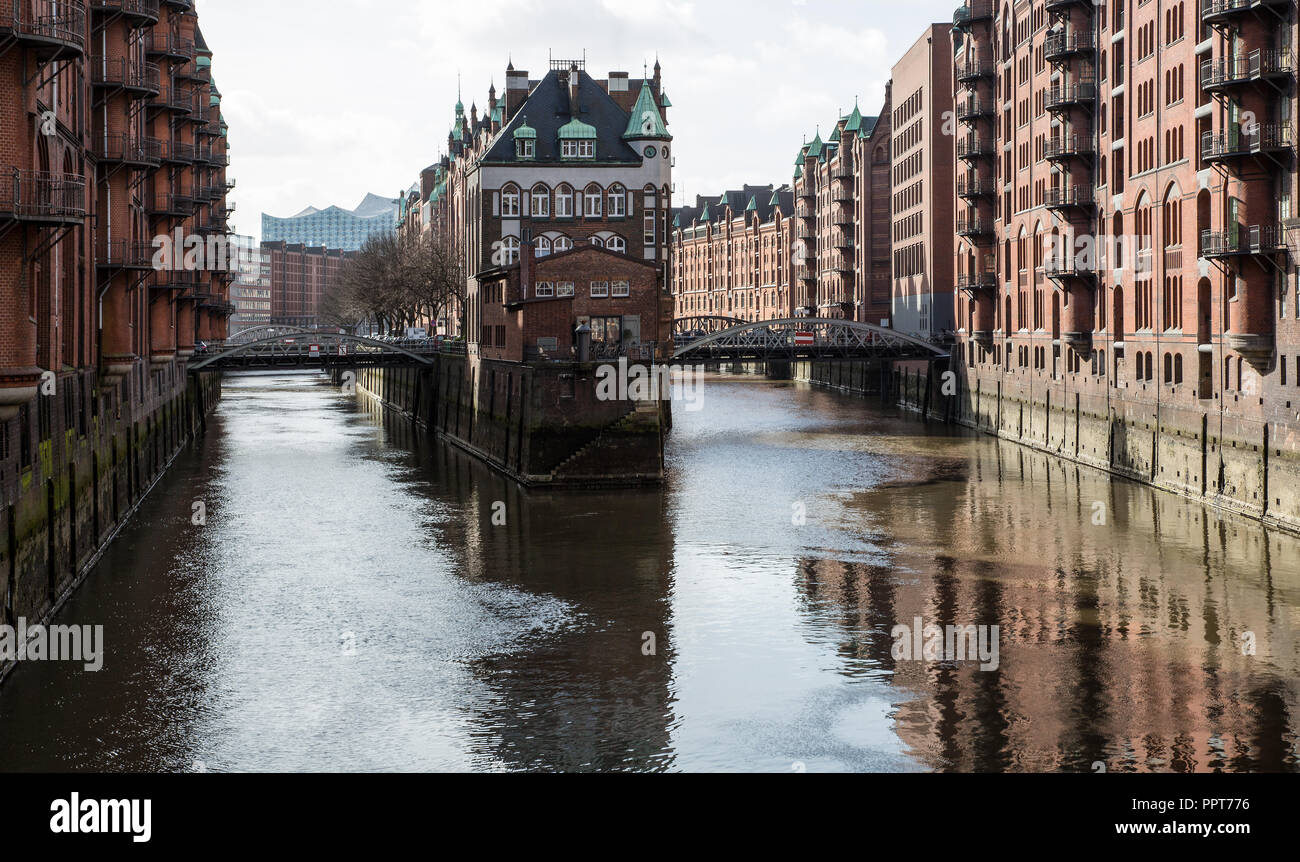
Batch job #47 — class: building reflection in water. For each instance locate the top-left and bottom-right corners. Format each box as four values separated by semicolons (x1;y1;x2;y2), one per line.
799;435;1300;772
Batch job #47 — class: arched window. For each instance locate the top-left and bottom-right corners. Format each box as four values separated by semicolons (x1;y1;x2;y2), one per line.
531;184;550;218
499;235;519;265
556;184;574;218
553;235;573;253
501;184;520;217
536;236;553;257
584;183;603;217
607;235;626;255
590;236;604;248
608;183;626;217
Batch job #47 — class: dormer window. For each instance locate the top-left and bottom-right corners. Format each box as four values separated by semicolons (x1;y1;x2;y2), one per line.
561;139;595;159
513;118;537;160
558;118;597;159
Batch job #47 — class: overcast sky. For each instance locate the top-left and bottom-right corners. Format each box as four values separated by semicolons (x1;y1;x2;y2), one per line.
199;0;959;241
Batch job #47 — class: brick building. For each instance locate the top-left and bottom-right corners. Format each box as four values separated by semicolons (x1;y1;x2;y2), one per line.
412;57;674;360
669;185;797;322
668;93;893;328
0;0;232;422
891;23;957;338
949;0;1300;526
261;241;353;329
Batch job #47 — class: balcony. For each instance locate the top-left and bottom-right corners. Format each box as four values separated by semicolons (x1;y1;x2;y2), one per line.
1045;81;1097;111
831;162;854;180
956;57;995;83
831;230;853;250
1200;123;1295;162
0;170;86;224
795;202;813;219
0;0;86;58
1200;49;1295;91
956;96;994;120
956;136;993;160
831;206;852;226
148;85;193;114
159;140;195;163
828;255;854;274
1200;225;1288;258
953;1;992;29
1044;256;1097;281
90;0;159;23
147;193;194;218
1044;134;1095;160
832;181;853;203
1045;32;1097;62
197;120;222;137
795;263;814;281
1044;185;1094;210
96;239;155;270
957;272;998;293
956;176;994;199
96;133;162;167
797;186;815;201
956;216;993;238
1201;0;1290;25
91;58;161;95
145;33;194;61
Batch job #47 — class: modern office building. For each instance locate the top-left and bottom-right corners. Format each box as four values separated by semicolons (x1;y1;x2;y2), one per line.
229;235;271;335
262;193;398;251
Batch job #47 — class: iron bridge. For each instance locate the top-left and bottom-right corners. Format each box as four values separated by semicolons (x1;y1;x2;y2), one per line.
669;317;949;362
188;331;441;371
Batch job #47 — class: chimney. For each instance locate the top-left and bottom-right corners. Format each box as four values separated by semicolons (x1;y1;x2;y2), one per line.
520;236;535;300
606;71;633;112
569;63;581;115
505;66;530;121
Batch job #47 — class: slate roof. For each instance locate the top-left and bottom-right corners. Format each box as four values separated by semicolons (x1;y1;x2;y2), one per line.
482;69;646;164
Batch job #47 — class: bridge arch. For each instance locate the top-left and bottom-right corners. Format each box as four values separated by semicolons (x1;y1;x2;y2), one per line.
188;331;436;371
670;317;949;361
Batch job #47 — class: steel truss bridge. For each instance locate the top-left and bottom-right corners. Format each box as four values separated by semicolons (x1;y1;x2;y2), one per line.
669;317;949;362
188;329;439;371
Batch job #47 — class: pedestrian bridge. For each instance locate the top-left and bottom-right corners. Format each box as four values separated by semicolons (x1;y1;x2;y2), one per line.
188;330;443;371
670;317;949;362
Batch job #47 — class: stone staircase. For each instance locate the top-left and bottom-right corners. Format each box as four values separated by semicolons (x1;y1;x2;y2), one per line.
546;399;663;483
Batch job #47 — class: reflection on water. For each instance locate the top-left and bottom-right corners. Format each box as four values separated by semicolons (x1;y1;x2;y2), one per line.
0;370;1295;772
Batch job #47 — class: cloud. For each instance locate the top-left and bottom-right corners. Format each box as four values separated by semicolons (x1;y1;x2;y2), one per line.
199;0;959;237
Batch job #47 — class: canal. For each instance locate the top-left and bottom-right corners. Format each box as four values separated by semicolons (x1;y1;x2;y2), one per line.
0;370;1296;772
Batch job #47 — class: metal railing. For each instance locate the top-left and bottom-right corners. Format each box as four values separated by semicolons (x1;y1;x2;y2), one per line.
1201;123;1295;159
96;133;162;165
0;0;86;51
0;170;86;221
1201;225;1288;257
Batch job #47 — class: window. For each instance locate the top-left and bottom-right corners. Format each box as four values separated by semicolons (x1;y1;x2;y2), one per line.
516;139;534;159
536;282;554;297
607;235;626;255
590;281;609;297
557;282;575;297
553;236;573;253
536;236;552;257
584;184;602;217
502;184;520;217
643;210;656;245
608;184;626;217
561;139;595;159
556;184;574;217
611;280;630;297
497;235;519;265
591;236;605;248
531;184;550;217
